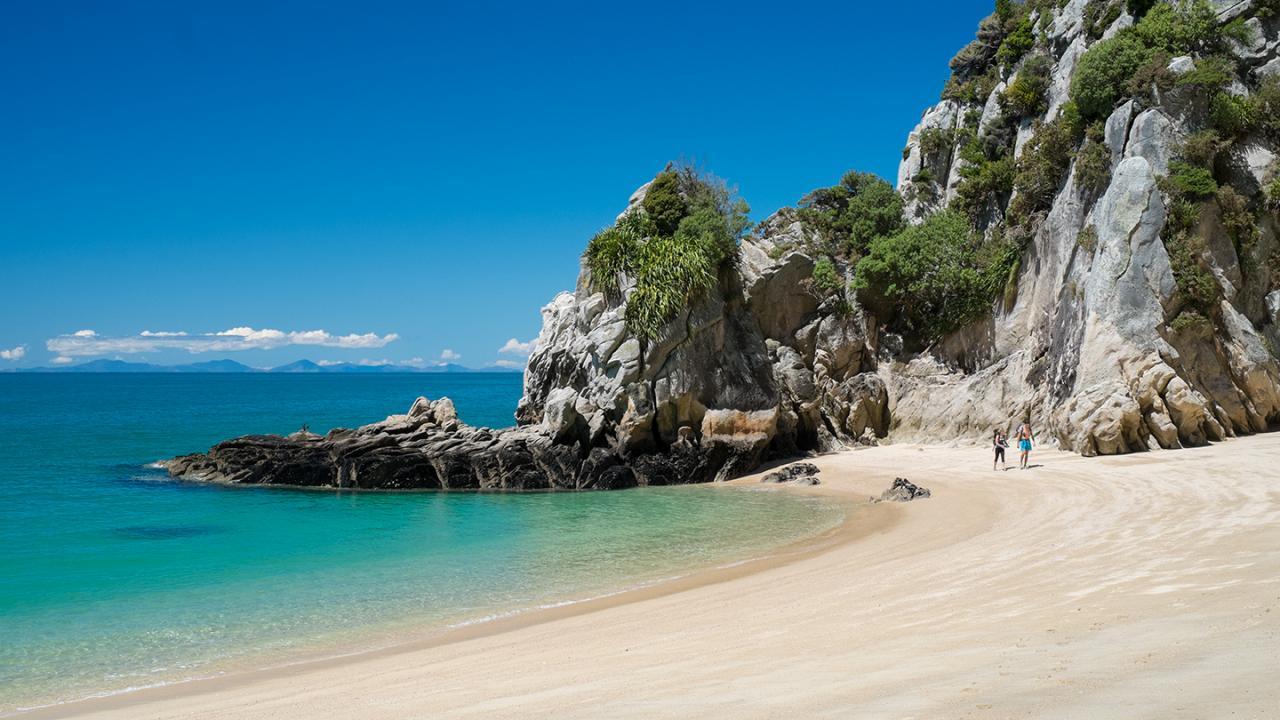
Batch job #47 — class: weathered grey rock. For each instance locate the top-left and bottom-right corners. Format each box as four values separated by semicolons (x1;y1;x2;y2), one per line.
886;0;1280;456
878;477;930;502
761;462;820;485
1124;109;1180;175
1104;100;1135;167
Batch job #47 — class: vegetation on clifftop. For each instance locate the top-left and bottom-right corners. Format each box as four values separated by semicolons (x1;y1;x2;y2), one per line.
584;165;750;340
852;210;1021;338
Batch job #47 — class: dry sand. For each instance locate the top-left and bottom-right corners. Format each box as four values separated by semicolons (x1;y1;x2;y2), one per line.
37;436;1280;719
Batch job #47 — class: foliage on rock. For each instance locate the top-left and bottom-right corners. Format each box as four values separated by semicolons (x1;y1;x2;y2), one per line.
1010;104;1085;221
852;210;1020;339
796;171;905;260
1071;0;1250;123
585;165;751;339
1002;53;1053;118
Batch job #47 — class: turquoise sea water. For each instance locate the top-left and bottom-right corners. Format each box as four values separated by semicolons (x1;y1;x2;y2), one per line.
0;374;842;712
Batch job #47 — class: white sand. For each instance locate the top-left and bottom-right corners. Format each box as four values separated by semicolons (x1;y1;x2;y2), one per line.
38;436;1280;719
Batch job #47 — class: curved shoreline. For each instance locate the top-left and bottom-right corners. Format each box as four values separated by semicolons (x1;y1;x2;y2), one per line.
12;480;888;719
24;436;1280;719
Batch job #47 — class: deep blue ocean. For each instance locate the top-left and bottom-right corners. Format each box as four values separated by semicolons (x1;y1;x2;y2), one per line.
0;374;840;712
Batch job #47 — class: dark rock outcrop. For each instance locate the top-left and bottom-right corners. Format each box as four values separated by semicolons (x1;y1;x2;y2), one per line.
878;478;931;503
166;398;672;490
761;462;821;485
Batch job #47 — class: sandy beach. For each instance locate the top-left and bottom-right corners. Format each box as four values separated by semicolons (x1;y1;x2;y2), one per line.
37;436;1280;719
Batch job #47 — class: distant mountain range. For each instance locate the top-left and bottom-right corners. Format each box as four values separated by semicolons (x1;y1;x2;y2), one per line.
7;359;520;374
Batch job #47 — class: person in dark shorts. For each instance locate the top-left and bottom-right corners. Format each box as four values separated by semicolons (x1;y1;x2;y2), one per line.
993;429;1009;471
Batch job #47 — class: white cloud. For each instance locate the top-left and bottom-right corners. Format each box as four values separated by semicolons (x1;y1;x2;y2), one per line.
439;349;461;362
498;337;537;357
51;356;74;365
492;359;524;369
46;327;400;357
319;357;425;368
0;345;26;361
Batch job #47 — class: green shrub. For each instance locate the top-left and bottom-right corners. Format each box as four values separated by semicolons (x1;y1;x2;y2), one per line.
1216;185;1260;255
1071;32;1154;122
1267;175;1280;211
1209;92;1256;139
943;66;1002;104
1077;225;1099;252
1252;77;1280;143
642;170;688;237
1156;152;1221;316
1179;130;1223;169
1076;138;1112;195
852;210;1018;338
944;8;1014;102
948;14;1005;78
1133;0;1221;55
1126;51;1175;100
1084;0;1124;40
585;166;749;339
957;157;1017;225
1073;1;1244;123
1163;161;1218;199
995;0;1017;24
997;14;1036;68
1002;54;1052;117
1166;230;1219;314
1010;109;1084;219
1166;196;1202;231
1175;55;1235;92
797;172;904;259
810;257;843;297
1170;310;1212;334
918;127;956;160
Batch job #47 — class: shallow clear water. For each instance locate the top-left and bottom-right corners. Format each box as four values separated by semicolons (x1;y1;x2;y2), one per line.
0;374;841;712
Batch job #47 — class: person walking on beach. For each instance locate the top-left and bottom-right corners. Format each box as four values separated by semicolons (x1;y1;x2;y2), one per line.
1015;419;1035;469
993;429;1009;471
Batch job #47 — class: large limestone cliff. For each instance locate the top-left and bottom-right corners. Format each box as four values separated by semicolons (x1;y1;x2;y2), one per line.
516;203;888;479
890;0;1280;453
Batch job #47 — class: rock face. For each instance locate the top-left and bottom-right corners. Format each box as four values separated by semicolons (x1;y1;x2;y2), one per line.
889;0;1280;455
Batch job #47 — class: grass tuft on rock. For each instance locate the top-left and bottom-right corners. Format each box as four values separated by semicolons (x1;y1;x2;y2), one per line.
585;165;751;340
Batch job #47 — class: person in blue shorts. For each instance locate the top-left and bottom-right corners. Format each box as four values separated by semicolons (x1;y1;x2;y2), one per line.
1015;419;1035;469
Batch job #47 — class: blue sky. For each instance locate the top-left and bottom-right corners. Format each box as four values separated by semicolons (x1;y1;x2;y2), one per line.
0;0;991;369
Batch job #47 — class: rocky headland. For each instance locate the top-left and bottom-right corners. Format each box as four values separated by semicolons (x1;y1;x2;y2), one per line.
167;0;1280;489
